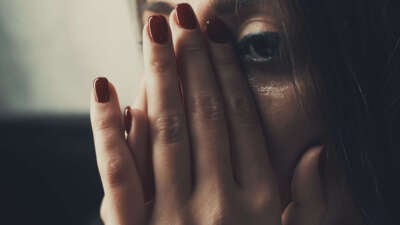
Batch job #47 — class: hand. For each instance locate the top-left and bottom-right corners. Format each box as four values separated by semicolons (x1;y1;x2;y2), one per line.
90;3;326;225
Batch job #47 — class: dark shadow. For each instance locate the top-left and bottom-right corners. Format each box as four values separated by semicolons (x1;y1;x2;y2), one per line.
1;115;103;225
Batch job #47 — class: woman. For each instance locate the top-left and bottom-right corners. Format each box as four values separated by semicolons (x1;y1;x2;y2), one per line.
90;0;397;224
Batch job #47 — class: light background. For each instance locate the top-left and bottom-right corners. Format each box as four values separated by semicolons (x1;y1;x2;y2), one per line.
0;0;143;117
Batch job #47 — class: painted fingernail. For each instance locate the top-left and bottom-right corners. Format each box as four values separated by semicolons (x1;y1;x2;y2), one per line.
148;15;169;44
124;106;132;133
93;77;109;103
206;17;231;43
176;3;197;29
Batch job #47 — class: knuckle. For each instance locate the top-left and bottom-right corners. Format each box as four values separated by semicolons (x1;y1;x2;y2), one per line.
207;206;230;225
190;94;225;121
102;156;129;187
151;113;185;144
193;187;233;225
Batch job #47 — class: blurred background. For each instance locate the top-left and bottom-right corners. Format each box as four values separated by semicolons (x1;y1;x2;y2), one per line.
0;0;142;116
1;0;142;224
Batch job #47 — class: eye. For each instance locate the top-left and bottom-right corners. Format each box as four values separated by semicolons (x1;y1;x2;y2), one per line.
236;32;281;63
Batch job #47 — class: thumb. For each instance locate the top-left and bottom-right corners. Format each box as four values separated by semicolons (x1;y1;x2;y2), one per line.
282;146;326;225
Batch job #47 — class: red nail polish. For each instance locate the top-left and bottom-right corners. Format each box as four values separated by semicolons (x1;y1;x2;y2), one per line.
93;77;109;103
206;17;231;43
124;106;132;133
148;15;169;44
176;3;197;29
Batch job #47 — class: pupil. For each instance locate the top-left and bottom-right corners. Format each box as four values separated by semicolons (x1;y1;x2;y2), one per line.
253;39;273;58
254;33;280;59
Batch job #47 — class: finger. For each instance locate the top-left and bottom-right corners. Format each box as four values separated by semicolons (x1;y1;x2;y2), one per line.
129;77;154;202
133;77;147;113
90;77;145;225
205;17;276;190
125;107;154;203
143;15;191;203
169;3;233;188
281;146;326;225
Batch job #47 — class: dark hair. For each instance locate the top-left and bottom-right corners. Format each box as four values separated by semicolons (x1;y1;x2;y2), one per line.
135;0;399;224
292;1;399;224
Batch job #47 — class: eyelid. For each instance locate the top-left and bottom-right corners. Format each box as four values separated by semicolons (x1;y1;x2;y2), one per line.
238;17;280;40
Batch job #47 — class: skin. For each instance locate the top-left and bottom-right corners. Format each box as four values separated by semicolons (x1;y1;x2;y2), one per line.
141;0;324;207
90;1;362;225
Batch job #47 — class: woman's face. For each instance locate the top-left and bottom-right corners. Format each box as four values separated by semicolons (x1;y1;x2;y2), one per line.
141;0;325;205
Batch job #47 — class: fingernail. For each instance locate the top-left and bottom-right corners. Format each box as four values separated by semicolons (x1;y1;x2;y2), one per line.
124;106;132;133
206;17;231;43
176;3;197;29
148;15;169;44
93;77;109;103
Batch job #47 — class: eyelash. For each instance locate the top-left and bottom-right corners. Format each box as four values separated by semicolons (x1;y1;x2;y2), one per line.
235;32;281;64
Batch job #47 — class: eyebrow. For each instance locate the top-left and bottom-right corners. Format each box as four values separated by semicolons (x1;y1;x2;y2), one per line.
142;1;174;15
142;0;263;15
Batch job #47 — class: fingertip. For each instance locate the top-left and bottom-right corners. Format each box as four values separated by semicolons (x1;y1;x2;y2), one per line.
143;14;171;46
281;201;298;225
124;107;149;134
124;106;132;134
298;145;324;175
91;76;120;107
205;16;232;44
93;77;110;103
287;146;326;224
291;145;324;204
90;76;124;137
304;145;324;158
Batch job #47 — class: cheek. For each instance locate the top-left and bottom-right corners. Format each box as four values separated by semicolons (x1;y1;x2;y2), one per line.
248;77;324;177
